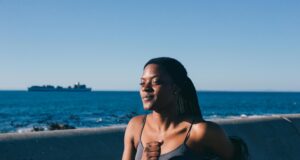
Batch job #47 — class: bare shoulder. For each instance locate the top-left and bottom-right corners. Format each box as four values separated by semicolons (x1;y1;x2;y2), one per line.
123;115;146;160
126;115;146;147
189;120;234;159
126;115;146;134
190;120;224;139
194;120;225;136
128;115;145;125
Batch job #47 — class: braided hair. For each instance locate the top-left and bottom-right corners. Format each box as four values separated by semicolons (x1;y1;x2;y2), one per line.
144;57;203;119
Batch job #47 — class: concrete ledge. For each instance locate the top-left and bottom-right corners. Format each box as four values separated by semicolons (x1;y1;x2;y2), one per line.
1;114;300;160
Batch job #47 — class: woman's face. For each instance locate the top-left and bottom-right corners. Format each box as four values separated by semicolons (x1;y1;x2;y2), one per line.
140;64;177;111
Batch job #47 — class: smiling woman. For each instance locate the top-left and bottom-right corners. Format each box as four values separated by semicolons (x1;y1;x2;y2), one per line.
122;57;244;160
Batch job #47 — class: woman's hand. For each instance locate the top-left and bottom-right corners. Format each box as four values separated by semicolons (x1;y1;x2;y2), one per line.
142;140;163;160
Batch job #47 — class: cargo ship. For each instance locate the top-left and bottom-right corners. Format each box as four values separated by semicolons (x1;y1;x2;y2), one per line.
28;82;92;92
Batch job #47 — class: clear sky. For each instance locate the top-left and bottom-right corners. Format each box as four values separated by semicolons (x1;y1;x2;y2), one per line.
0;0;299;91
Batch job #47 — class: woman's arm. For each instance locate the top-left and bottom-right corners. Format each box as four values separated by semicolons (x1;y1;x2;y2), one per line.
191;121;235;160
122;115;163;160
122;117;137;160
202;121;235;160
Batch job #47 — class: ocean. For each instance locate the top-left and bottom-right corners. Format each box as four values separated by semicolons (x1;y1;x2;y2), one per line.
0;91;299;133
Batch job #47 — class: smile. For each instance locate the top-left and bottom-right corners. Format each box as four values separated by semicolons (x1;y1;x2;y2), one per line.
143;95;154;101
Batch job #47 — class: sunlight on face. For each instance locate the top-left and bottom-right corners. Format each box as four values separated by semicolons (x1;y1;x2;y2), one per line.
140;64;176;111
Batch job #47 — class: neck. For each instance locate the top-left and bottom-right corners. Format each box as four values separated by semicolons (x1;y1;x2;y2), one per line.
150;108;181;132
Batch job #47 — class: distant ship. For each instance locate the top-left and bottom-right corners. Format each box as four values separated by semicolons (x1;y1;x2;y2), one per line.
28;82;92;92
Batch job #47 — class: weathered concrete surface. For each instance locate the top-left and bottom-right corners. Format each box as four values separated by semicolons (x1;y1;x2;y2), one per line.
1;114;300;160
216;114;300;160
0;126;126;160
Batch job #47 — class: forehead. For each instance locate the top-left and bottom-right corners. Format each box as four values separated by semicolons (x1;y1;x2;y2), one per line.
141;64;170;79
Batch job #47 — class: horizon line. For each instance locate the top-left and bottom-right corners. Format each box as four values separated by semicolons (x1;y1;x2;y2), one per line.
0;89;299;93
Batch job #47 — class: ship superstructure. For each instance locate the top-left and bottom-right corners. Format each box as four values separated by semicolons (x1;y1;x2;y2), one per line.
28;82;92;92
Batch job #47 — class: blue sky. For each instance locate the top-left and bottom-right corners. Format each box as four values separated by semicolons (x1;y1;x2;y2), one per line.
0;0;299;91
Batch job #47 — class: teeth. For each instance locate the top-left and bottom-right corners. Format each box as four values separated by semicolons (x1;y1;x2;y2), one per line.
144;95;153;100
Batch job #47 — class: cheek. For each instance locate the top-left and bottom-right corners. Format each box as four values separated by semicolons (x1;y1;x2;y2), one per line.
155;87;174;102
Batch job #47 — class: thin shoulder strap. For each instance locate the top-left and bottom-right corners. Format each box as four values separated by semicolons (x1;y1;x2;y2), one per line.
183;119;194;144
139;115;147;141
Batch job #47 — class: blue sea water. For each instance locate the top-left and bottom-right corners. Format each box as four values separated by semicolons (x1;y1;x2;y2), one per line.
0;91;299;133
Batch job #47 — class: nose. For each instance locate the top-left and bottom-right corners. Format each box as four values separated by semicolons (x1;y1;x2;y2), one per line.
141;82;153;92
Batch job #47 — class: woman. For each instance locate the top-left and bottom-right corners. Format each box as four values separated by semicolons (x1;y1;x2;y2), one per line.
122;57;235;160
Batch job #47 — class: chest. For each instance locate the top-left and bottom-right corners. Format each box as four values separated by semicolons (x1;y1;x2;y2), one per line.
140;125;188;154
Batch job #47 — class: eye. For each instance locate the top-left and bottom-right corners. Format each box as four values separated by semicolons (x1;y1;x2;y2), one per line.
152;79;163;85
139;81;145;86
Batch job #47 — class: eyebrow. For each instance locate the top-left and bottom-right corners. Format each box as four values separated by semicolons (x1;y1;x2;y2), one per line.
140;75;160;80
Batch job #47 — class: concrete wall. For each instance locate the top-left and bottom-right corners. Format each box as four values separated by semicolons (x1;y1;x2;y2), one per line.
1;114;300;160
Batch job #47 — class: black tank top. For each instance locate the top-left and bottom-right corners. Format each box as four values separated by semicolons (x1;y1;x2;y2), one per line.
134;115;217;160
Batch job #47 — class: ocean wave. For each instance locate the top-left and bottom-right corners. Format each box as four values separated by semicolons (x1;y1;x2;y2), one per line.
16;122;76;133
17;126;48;133
204;113;275;120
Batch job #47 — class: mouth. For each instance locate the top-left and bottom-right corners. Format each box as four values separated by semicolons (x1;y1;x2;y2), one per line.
142;95;154;102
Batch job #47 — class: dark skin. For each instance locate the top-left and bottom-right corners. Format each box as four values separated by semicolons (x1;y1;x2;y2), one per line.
122;64;235;160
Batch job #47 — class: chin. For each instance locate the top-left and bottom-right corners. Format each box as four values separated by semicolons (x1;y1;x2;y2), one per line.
143;103;156;111
143;106;153;111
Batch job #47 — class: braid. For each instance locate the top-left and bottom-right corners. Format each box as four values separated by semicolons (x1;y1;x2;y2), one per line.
144;57;203;119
